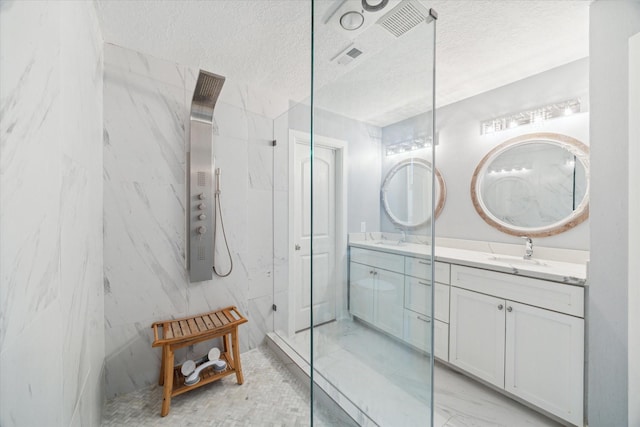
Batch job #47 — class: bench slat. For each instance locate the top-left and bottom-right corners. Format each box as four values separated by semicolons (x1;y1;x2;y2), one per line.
209;314;223;328
171;322;182;338
216;312;229;326
202;315;215;329
194;316;207;331
164;322;174;339
187;318;199;334
179;320;190;336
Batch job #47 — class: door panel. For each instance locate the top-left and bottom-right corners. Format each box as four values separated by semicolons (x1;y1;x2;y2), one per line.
450;287;506;388
294;142;336;331
505;301;584;425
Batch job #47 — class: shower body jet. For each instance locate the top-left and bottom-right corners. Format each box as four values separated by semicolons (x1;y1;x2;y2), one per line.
188;70;225;282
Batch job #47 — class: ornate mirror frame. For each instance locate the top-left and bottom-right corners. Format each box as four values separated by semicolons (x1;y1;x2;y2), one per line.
381;158;446;229
470;132;590;237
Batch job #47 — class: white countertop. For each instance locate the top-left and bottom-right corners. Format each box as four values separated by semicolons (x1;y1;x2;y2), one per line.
349;240;587;286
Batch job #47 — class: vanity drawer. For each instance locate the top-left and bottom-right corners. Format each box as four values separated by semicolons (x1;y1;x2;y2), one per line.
451;265;584;317
350;247;404;274
405;257;451;284
404;278;450;322
402;310;449;360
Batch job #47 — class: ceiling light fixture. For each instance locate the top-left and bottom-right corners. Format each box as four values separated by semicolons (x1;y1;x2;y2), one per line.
480;98;582;135
340;11;365;31
362;0;389;12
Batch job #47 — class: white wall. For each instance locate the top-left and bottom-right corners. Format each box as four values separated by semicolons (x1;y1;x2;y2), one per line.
382;59;590;250
628;30;640;427
588;1;640;426
0;1;105;426
102;44;290;398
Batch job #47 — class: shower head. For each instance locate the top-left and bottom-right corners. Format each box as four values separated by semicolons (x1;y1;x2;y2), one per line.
190;70;226;123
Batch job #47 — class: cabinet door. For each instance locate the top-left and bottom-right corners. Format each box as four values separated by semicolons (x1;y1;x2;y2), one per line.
434;319;449;361
374;268;405;338
505;301;584;426
349;262;374;323
450;287;506;388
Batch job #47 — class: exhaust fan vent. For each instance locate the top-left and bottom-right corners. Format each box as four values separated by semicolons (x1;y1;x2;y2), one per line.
332;44;364;66
377;0;430;38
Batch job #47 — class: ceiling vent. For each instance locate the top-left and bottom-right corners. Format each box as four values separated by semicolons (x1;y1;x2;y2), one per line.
331;43;364;66
377;0;431;38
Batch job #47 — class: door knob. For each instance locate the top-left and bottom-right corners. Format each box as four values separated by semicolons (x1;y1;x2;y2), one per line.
295;244;301;251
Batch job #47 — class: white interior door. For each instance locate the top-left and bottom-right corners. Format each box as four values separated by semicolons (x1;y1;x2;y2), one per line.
294;142;336;331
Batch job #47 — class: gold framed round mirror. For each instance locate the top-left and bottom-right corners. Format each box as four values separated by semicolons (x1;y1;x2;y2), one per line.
471;132;589;237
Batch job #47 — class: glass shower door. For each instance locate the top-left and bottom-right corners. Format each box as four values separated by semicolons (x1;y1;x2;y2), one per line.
309;1;438;426
271;1;437;424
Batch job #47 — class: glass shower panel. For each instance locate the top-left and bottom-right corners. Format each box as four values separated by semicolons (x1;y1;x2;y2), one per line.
272;1;436;425
310;1;437;426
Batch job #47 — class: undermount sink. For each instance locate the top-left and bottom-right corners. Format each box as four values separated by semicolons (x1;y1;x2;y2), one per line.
487;254;549;267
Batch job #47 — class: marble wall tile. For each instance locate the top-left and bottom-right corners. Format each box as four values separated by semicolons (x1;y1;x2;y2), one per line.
0;0;62;351
105;321;163;396
1;2;104;425
61;155;94;423
248;294;275;348
247;189;274;299
103;69;186;185
103;181;188;327
248;139;275;191
0;301;64;426
105;43;187;89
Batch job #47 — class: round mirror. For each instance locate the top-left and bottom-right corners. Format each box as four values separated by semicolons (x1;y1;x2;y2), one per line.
381;158;446;228
471;133;589;237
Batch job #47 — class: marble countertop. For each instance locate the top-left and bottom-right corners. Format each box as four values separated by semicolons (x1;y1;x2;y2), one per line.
349;240;587;286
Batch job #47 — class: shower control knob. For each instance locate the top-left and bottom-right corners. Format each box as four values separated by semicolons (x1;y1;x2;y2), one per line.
198;203;206;210
196;226;207;235
198;193;206;200
198;214;206;220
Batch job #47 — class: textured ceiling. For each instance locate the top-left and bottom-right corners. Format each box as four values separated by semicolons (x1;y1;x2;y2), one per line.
95;0;589;126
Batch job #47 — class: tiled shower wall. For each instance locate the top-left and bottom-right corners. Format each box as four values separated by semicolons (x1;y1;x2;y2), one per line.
103;44;289;398
0;1;104;426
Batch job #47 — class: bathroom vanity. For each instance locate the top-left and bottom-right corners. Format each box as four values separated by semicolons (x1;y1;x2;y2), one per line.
348;239;586;426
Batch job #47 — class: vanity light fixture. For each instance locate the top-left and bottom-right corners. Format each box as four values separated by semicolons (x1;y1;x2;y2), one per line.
480;98;581;135
385;134;436;156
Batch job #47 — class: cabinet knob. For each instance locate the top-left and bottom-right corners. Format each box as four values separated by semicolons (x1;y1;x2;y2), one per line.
498;304;504;310
507;306;513;312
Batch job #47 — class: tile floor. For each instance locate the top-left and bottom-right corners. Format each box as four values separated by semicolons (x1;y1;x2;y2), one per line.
102;345;348;426
286;319;562;427
103;320;563;426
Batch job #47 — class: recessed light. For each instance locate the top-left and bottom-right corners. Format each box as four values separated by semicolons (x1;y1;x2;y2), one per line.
340;11;364;31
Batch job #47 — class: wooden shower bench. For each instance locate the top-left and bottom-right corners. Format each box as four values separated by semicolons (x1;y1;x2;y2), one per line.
151;306;247;416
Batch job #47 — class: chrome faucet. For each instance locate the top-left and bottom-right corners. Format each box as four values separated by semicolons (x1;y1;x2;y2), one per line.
521;236;533;259
396;227;406;245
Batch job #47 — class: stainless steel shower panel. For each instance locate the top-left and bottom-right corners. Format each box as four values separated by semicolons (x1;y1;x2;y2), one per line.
189;70;225;282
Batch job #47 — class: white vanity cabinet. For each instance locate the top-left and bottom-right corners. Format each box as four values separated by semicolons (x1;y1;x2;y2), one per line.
349;248;405;338
403;257;450;360
449;265;584;426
